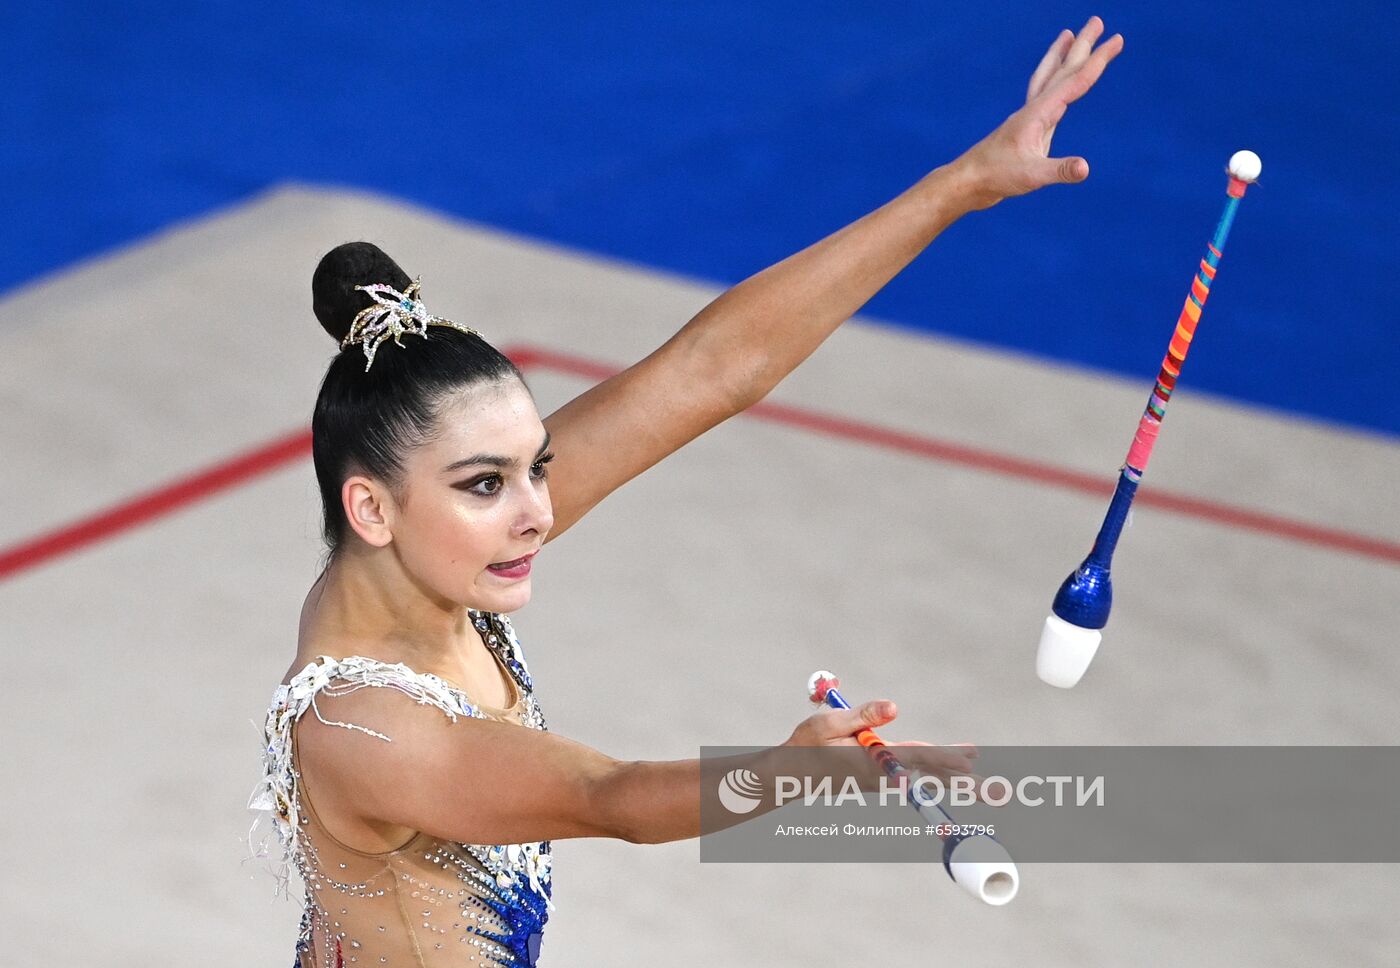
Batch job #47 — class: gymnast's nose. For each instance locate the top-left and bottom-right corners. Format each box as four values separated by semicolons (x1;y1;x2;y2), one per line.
516;475;554;540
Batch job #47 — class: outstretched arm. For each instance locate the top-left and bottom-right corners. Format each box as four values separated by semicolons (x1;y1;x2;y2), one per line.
295;682;971;848
542;18;1123;542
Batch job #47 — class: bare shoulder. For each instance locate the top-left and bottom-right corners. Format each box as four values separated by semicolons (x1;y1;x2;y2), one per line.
293;678;463;794
291;677;468;850
291;668;621;847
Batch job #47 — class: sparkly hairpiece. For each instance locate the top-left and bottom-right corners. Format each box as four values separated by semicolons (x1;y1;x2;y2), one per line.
341;277;483;371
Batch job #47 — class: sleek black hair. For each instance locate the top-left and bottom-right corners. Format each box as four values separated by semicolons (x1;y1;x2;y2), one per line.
310;241;525;558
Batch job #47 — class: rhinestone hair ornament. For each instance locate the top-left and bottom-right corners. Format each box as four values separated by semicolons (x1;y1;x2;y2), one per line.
340;277;483;371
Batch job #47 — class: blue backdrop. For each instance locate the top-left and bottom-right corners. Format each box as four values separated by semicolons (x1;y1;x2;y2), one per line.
7;2;1396;436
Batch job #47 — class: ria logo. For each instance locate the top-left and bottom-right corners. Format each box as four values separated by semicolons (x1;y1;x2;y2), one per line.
717;768;763;814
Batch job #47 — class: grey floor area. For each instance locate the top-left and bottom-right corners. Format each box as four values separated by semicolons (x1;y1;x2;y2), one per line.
2;185;1397;966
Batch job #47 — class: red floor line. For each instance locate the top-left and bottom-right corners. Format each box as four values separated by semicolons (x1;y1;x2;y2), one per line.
0;428;314;581
3;343;1397;582
748;400;1400;564
520;346;1400;565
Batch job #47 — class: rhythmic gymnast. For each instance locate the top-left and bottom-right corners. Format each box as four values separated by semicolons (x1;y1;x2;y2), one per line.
250;18;1123;966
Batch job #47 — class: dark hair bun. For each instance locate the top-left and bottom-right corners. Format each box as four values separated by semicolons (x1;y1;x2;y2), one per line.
312;242;413;344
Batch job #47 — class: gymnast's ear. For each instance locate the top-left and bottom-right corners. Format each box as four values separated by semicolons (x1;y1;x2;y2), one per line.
341;475;396;548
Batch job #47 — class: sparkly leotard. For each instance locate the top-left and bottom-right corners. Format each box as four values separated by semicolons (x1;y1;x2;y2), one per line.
248;610;552;967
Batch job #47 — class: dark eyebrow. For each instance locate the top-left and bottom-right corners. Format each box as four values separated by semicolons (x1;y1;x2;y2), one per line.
442;431;552;474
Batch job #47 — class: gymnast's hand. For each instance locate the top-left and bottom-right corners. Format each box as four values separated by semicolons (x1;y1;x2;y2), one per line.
952;16;1124;211
783;698;979;788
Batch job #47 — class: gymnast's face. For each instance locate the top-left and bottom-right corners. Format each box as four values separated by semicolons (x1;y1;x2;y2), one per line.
390;377;554;614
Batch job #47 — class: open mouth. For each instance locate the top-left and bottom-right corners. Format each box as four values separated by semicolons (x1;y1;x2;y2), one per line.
488;553;535;571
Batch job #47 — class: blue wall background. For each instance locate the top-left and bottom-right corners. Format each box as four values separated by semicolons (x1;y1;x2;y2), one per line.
6;2;1396;436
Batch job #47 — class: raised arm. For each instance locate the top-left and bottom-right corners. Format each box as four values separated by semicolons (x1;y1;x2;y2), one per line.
294;683;973;848
541;18;1122;542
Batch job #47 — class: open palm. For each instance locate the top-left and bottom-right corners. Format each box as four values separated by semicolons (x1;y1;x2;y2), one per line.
955;17;1124;211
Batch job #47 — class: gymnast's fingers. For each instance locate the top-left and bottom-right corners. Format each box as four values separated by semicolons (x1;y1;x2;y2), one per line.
1027;29;1074;102
950;773;1009;804
889;742;977;778
1062;16;1106;77
801;700;898;744
831;699;898;738
1051;30;1124;109
784;702;890;748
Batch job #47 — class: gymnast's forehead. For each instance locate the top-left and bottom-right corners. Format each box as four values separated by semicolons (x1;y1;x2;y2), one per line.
424;380;546;468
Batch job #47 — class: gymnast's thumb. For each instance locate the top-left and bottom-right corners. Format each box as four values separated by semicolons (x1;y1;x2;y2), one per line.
855;700;897;729
805;700;896;744
1048;156;1090;184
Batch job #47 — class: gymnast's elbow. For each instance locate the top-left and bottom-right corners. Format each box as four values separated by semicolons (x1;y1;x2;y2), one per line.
584;759;692;846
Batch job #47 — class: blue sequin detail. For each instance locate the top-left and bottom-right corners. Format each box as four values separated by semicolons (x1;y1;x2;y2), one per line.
467;843;553;966
508;658;533;692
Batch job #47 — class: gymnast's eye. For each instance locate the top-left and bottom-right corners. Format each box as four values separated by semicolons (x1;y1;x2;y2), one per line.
463;475;503;497
530;452;555;481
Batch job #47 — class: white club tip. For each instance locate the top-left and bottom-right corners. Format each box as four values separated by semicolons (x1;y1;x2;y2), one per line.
1035;614;1102;689
946;837;1019;906
1228;149;1262;183
807;670;838;702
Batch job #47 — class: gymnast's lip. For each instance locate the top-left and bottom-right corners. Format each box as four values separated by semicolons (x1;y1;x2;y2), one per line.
487;552;536;575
